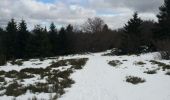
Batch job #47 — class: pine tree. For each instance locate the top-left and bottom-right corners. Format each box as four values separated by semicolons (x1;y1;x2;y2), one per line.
58;27;67;55
121;12;143;53
26;25;51;58
15;20;30;58
4;19;18;59
154;0;170;40
102;24;109;32
48;22;58;55
66;24;74;53
0;28;6;65
66;24;73;33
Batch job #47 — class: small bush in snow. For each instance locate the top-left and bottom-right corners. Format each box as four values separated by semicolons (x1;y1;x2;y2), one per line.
144;70;157;74
5;70;34;79
5;70;18;78
60;78;75;88
10;60;23;66
0;77;5;82
27;83;50;93
134;61;146;65
108;60;122;67
5;81;27;97
0;71;5;76
166;71;170;75
39;57;45;61
48;58;88;69
126;76;145;84
1;58;88;98
150;60;170;71
160;51;169;60
102;48;125;56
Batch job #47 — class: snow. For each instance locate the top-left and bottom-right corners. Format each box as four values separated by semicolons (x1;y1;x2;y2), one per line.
59;52;170;100
0;51;170;100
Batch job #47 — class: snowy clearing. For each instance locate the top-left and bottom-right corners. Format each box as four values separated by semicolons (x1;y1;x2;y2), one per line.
0;51;170;100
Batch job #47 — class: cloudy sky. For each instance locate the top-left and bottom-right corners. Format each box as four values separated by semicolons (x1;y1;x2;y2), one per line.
0;0;164;30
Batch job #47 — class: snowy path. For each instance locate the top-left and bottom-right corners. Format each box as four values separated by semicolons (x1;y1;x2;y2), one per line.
59;53;170;100
60;55;117;100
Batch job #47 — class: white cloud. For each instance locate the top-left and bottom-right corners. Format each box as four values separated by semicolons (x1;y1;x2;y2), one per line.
0;0;164;30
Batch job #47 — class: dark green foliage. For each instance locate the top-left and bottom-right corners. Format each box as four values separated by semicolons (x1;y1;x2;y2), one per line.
126;76;145;84
26;25;51;58
121;12;143;54
58;27;68;55
15;20;29;58
154;0;170;40
153;0;170;55
48;22;58;55
0;55;6;66
0;28;7;65
3;19;18;59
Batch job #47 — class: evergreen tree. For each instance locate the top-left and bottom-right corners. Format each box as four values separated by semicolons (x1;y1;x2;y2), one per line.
121;12;143;53
15;20;30;58
48;22;58;55
26;25;51;58
58;27;67;55
154;0;170;40
4;19;18;59
0;28;6;65
66;24;74;53
66;24;73;33
102;24;109;32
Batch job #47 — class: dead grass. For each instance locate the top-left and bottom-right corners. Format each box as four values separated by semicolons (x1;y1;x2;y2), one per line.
0;58;88;98
126;76;145;84
150;60;170;71
108;60;122;67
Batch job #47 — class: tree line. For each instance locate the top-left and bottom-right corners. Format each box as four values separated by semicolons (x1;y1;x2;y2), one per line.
0;0;170;64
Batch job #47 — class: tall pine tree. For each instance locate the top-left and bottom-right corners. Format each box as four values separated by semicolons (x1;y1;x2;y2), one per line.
4;19;18;59
15;20;30;58
121;12;143;54
66;24;74;53
48;22;58;55
154;0;170;40
26;25;51;58
58;27;67;55
0;28;6;65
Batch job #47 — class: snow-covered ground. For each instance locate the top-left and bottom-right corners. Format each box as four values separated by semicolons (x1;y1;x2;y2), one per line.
0;51;170;100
